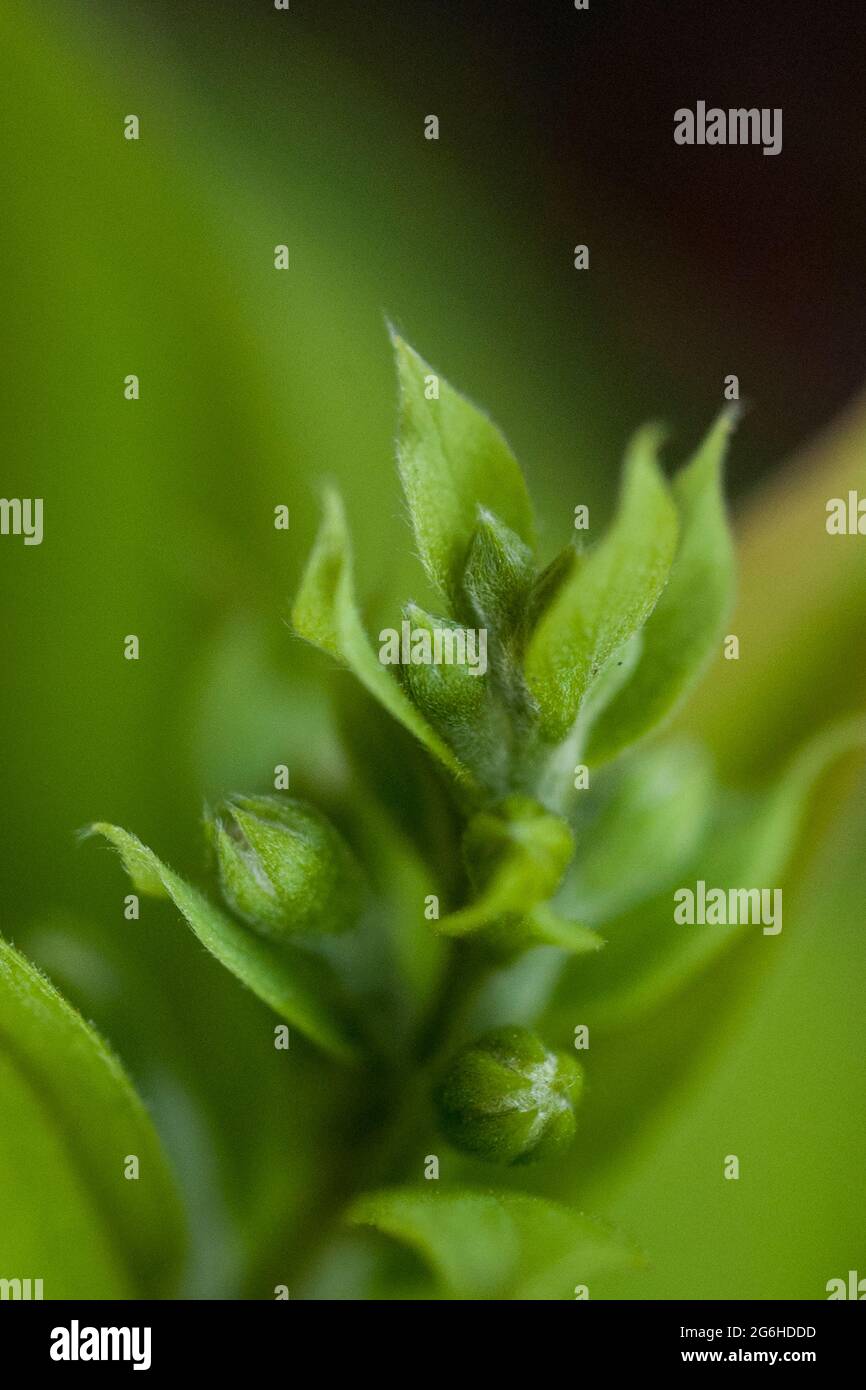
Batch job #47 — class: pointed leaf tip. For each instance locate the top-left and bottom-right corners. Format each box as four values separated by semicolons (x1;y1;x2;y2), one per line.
526;426;679;743
586;411;737;763
392;335;535;607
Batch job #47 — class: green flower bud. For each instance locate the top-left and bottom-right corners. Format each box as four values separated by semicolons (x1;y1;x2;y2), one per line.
400;602;489;726
205;794;361;941
460;509;536;725
461;508;534;647
400;602;509;788
464;795;574;905
436;1026;583;1165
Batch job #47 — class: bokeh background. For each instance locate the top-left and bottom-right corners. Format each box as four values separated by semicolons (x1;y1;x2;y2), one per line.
2;0;865;1298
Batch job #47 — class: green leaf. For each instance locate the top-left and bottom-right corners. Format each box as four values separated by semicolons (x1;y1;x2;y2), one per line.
560;739;714;924
87;823;360;1064
548;718;866;1031
525;426;679;743
348;1188;642;1299
0;935;184;1297
575;629;644;733
526;903;604;955
291;486;471;785
391;332;535;607
354;799;450;1033
587;410;736;763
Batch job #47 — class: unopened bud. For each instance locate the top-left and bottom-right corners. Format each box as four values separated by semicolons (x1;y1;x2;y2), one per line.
206;794;360;940
436;1026;583;1164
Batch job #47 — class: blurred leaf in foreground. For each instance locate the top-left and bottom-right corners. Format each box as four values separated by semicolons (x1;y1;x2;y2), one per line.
0;935;185;1298
348;1187;642;1299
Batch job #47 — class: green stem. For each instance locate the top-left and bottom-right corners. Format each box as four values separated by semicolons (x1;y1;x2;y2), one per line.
414;940;490;1066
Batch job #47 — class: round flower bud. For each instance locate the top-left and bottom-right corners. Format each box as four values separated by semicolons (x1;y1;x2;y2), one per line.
206;794;361;941
436;1026;583;1165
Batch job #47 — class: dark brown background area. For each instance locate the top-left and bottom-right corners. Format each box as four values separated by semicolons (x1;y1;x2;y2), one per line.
139;0;866;494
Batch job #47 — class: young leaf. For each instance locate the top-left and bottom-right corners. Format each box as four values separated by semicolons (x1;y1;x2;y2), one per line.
391;332;535;607
586;410;736;763
348;1188;642;1300
525;426;679;743
87;823;360;1063
0;936;184;1297
292;486;471;785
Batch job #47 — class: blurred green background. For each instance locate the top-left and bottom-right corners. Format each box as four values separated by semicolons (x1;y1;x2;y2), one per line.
1;0;864;1298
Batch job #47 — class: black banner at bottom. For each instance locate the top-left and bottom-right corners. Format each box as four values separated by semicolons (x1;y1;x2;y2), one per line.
0;1298;861;1374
